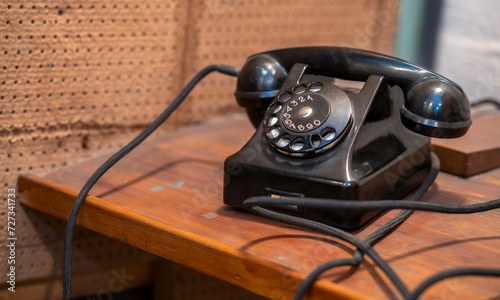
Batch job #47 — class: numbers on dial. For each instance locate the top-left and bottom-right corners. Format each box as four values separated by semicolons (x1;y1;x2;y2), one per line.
288;120;321;131
263;81;347;156
282;93;322;132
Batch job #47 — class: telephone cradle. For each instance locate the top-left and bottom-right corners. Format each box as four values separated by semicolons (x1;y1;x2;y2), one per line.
223;47;472;229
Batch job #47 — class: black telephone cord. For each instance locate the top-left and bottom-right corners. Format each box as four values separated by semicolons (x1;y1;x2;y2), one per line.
289;152;440;299
243;154;500;299
409;268;500;300
62;64;241;300
63;64;500;300
247;205;411;298
248;204;500;300
471;98;500;109
244;196;500;214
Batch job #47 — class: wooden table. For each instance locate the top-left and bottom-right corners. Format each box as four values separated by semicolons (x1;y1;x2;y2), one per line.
18;114;500;299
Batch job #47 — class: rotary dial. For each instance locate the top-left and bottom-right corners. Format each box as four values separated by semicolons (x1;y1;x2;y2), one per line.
263;81;352;156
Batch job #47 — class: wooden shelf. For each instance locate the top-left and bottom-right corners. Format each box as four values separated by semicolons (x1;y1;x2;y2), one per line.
19;114;500;299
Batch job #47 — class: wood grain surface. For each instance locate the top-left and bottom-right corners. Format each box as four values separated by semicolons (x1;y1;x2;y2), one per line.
18;114;500;299
433;113;500;176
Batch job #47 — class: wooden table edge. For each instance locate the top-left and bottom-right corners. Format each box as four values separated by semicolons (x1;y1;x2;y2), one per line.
18;173;377;300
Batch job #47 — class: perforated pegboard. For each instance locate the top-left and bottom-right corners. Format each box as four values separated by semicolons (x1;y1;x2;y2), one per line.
178;0;400;125
0;1;189;296
0;0;399;298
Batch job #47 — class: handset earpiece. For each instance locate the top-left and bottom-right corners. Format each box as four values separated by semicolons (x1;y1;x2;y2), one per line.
235;47;472;138
234;55;288;128
402;79;471;138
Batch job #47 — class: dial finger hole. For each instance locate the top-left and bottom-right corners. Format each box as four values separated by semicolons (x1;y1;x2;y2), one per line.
267;126;281;139
277;135;291;147
308;82;323;92
293;84;307;94
279;91;292;102
265;114;278;126
320;127;336;141
268;102;282;114
290;137;305;151
311;135;321;148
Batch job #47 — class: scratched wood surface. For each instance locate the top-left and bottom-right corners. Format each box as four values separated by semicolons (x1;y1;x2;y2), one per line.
19;114;500;300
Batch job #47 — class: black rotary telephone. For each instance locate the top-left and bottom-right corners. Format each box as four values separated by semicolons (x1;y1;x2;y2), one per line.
63;47;498;300
223;47;472;228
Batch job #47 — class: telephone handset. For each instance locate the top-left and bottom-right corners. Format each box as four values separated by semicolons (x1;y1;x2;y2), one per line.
224;47;472;228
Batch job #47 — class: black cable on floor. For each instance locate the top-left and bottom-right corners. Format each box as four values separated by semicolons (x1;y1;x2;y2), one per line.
63;65;240;300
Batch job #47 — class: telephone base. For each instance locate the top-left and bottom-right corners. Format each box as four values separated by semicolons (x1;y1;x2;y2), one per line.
224;143;431;229
225;74;435;229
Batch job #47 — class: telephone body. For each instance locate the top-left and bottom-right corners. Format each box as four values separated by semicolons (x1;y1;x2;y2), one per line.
223;47;471;228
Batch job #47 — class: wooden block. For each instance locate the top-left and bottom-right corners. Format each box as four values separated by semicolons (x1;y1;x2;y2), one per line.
18;115;500;299
432;113;500;176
